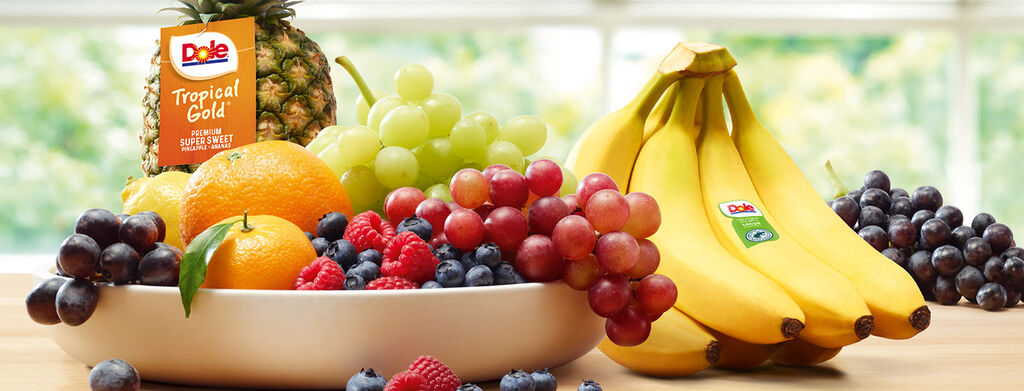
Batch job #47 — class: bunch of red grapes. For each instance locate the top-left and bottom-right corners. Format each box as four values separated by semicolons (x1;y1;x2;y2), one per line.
382;159;677;346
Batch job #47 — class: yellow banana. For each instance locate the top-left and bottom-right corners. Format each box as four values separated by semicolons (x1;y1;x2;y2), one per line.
770;338;843;367
598;308;719;377
695;75;873;349
567;42;736;189
708;328;778;370
642;83;678;144
630;77;805;345
722;70;930;340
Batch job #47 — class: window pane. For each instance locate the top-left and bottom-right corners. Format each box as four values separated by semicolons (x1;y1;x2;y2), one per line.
976;34;1024;231
610;30;953;199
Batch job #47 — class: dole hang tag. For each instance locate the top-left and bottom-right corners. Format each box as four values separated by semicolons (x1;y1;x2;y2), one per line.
718;200;779;248
158;17;256;168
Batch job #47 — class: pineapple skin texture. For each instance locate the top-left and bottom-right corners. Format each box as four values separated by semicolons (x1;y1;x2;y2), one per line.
140;21;336;176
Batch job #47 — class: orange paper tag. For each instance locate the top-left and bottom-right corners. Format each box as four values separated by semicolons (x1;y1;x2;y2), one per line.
158;17;255;167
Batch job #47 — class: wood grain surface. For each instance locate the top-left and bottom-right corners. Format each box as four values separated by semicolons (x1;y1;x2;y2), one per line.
3;273;1022;390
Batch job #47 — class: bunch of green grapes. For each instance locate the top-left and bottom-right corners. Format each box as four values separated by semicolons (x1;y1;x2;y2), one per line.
307;61;578;213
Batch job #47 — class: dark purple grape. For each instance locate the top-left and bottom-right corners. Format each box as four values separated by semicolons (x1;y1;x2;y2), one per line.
918;281;937;301
911;210;935;233
887;214;910;225
58;234;101;279
847;188;864;203
909;250;937;284
55;278;99;326
983;223;1014;254
881;247;908;268
89;358;141;391
933;276;961;305
54;255;69;277
971;213;996;236
858;226;888;251
983;256;1005;283
1004;285;1021;308
119;215;159;255
934;205;963;229
1002;247;1024;260
956;266;985;301
858;206;887;229
859;188;891;213
931;245;964;277
950;226;976;249
888;219;916;249
889;197;914;218
976;282;1007;310
115;213;130;224
911;186;943;212
830;196;860;229
890;188;910;199
919;218;951;250
99;243;140;284
826;200;833;208
863;170;891;192
135;211;167;243
1003;256;1024;283
963;237;992;267
74;208;121;249
138;247;181;286
25;277;66;325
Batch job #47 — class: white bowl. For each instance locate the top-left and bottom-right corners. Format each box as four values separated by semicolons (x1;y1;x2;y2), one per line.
32;263;605;389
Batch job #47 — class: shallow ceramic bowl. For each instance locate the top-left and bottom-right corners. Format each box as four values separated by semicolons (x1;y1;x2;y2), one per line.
33;263;604;389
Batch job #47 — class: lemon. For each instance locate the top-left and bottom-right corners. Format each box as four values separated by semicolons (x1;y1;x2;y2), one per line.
121;171;191;250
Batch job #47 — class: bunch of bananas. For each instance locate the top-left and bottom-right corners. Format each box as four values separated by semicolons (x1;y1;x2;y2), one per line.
570;43;930;377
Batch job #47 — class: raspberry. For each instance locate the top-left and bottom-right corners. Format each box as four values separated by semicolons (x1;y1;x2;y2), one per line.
345;211;397;253
408;356;461;391
384;370;426;391
365;276;419;290
382;232;441;284
293;256;345;290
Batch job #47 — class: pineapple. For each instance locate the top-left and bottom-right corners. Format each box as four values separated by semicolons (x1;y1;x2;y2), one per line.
141;0;336;176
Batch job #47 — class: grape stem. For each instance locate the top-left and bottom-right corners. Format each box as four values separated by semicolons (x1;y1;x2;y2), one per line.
335;56;377;107
824;160;851;199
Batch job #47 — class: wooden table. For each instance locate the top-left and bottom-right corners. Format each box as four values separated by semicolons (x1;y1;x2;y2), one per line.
3;273;1022;390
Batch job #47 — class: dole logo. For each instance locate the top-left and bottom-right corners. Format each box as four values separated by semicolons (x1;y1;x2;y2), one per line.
719;200;763;217
169;31;238;81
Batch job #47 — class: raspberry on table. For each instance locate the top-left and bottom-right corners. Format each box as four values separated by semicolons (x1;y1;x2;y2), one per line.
345;211;398;254
293;256;345;290
408;355;461;391
384;370;426;391
366;276;419;290
382;232;440;284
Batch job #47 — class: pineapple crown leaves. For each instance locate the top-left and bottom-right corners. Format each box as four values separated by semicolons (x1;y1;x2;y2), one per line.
160;0;300;27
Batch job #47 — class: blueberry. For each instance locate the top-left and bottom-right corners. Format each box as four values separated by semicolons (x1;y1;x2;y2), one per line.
514;272;527;284
500;369;536;391
530;369;557;391
344;275;366;290
317;212;349;242
304;231;315;241
458;385;484;391
89;358;140;391
474;243;502;269
493;262;519;285
421;281;443;289
578;379;602;391
99;243;140;284
977;282;1007;310
311;237;330;257
396;217;433;242
26;277;65;325
346;368;386;391
434;243;462;262
436;260;466;288
348;261;380;282
325;239;359;270
357;249;383;267
463;264;494;287
459;252;480;271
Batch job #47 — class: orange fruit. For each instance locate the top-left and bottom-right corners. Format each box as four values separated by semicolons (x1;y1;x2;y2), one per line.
202;214;316;290
179;140;352;246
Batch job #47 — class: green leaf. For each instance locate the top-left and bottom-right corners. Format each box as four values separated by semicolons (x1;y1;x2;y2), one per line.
178;219;241;318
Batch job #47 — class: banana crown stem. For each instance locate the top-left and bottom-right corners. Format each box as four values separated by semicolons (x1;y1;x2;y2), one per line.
664;77;706;140
722;70;760;130
697;75;728;145
630;72;680;119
